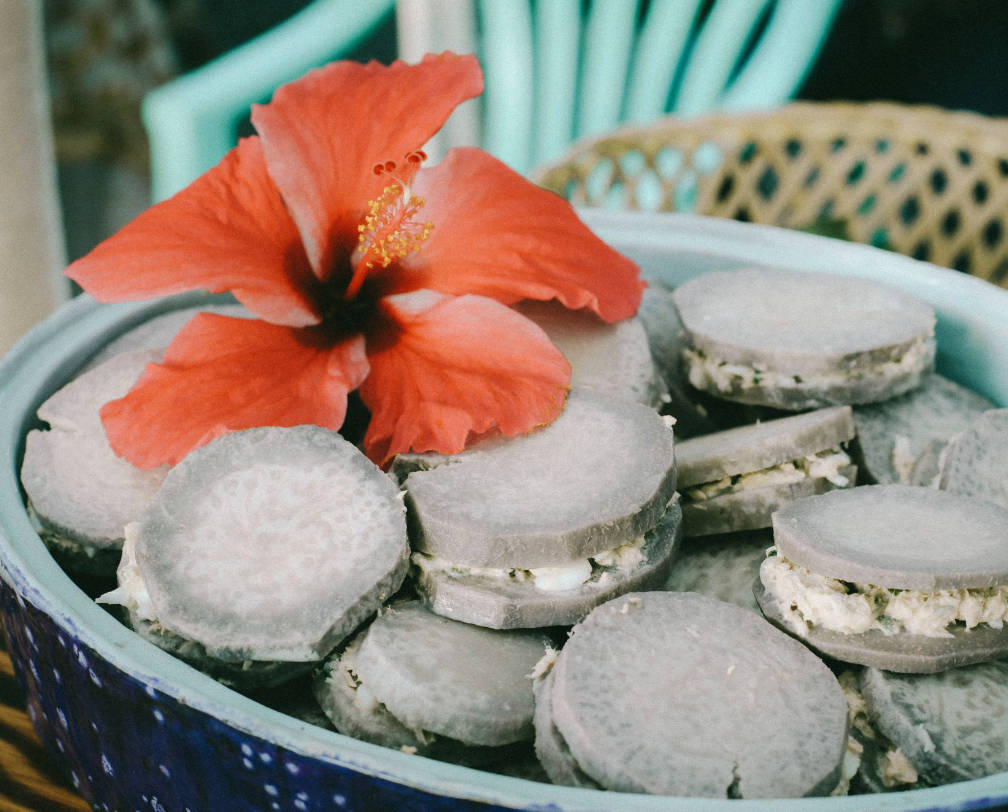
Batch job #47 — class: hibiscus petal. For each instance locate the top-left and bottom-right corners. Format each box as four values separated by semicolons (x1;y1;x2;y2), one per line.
66;138;323;327
101;314;369;468
359;291;570;464
378;148;644;322
251;52;483;282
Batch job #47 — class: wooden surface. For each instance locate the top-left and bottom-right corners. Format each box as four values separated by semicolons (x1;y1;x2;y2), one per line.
0;632;90;812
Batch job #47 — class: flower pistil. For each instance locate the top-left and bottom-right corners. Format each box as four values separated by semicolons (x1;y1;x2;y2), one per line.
347;150;434;300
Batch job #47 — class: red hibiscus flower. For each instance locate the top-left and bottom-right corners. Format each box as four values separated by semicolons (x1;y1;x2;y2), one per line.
66;53;643;468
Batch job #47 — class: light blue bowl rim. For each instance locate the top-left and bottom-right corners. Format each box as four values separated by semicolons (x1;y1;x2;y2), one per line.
1;211;1007;811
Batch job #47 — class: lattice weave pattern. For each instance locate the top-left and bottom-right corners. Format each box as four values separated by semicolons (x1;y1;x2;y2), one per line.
533;102;1008;286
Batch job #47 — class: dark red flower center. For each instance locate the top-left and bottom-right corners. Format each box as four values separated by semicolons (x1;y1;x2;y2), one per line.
318;150;433;336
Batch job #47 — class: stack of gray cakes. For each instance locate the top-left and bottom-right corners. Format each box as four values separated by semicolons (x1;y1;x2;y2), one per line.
663;268;1008;794
19;265;1008;799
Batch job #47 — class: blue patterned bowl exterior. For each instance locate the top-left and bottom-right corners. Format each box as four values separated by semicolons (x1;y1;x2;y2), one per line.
3;213;1008;811
1;585;489;812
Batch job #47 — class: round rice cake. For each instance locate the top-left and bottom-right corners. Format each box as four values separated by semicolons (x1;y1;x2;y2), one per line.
672;268;936;410
315;601;547;758
100;426;409;669
675;406;856;536
20;349;168;573
402;389;677;569
759;485;1008;672
513;299;667;409
853;373;994;484
532;666;601;789
772;485;1008;590
536;591;848;797
939;408;1008;510
861;659;1008;785
635;282;718;437
413;498;682;628
351;602;545;745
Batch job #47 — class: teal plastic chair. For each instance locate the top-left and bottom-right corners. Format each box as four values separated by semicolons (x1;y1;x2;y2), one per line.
143;0;841;200
142;0;395;201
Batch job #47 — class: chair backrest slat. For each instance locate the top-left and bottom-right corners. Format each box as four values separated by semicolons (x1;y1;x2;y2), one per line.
478;0;535;171
397;0;480;163
720;0;844;113
577;0;643;141
532;0;581;169
673;0;771;117
624;0;704;125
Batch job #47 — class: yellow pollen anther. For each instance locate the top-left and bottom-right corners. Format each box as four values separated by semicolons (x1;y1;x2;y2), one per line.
346;181;434;301
346;151;433;301
358;184;433;270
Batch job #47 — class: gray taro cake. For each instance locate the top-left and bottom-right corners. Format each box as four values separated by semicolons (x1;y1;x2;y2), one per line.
756;485;1008;673
938;408;1008;510
853;660;1008;790
20;349;169;576
512;299;667;409
852;373;994;485
672;268;936;410
675;405;856;536
400;389;682;629
98;425;410;688
532;591;849;797
314;601;547;763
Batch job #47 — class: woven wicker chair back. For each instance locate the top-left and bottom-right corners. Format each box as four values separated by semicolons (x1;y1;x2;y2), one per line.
533;102;1008;287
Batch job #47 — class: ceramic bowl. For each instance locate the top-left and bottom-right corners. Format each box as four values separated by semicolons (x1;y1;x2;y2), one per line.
2;212;1007;811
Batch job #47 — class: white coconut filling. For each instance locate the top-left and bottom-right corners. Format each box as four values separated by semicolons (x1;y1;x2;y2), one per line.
832;671;865;797
830;732;863;797
881;748;920;788
889;435;918;484
836;670;918;791
682;337;931;394
684;448;852;502
96;522;156;621
411;535;647;593
529;646;559;680
760;549;1008;638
